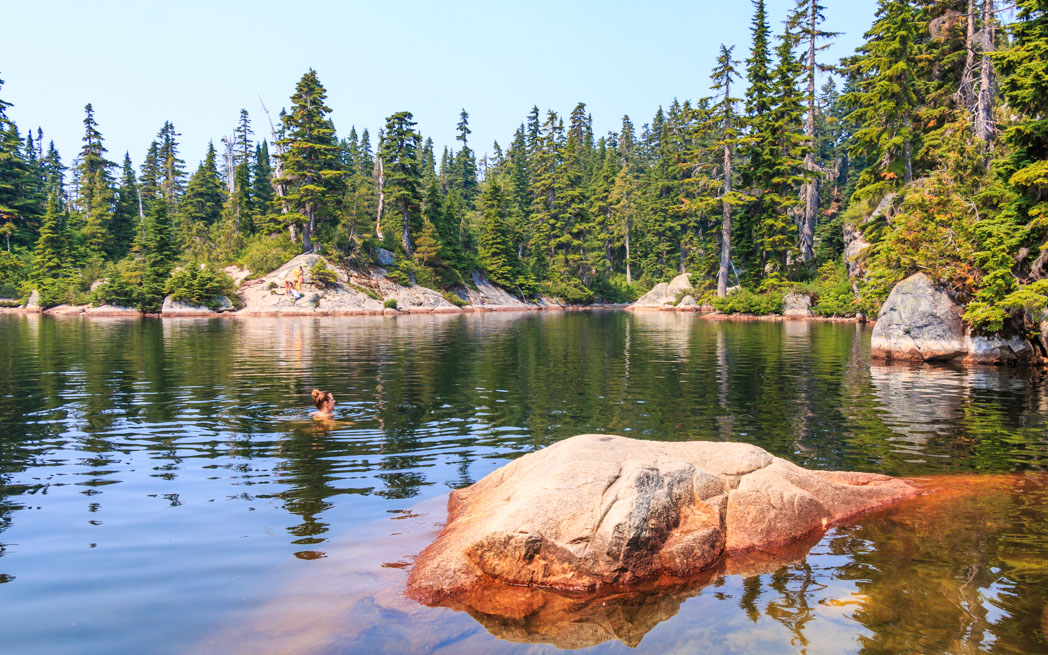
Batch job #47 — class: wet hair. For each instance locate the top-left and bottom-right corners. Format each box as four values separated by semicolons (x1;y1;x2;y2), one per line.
311;389;332;410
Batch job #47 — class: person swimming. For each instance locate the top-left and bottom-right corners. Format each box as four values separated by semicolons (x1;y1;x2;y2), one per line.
311;389;335;419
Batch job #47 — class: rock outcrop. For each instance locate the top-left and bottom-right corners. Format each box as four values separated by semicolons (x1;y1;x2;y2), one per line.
631;274;694;309
782;292;813;318
871;272;967;362
161;295;235;317
458;271;530;309
408;434;919;602
237;254;385;316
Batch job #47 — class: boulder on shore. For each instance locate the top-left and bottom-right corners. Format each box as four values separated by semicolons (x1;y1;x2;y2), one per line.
871;272;967;362
408;434;919;602
782;292;813;318
631;273;693;309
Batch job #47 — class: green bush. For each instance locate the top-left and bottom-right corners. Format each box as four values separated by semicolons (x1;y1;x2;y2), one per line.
540;278;594;305
442;290;469;307
712;287;783;315
384;298;398;309
808;262;856;317
92;270;142;309
309;260;338;288
590;274;645;304
164;265;236;310
237;233;298;276
0;249;29;298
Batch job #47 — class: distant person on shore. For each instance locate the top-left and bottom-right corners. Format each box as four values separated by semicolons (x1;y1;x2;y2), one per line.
311;389;335;419
284;268;303;300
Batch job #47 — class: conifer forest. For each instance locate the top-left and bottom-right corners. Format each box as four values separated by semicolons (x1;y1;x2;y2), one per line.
1;0;1047;333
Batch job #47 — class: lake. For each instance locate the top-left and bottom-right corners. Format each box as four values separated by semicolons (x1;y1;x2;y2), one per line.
1;311;1047;654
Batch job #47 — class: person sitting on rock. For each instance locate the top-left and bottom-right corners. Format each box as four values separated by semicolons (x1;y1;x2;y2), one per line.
311;389;335;419
284;271;303;300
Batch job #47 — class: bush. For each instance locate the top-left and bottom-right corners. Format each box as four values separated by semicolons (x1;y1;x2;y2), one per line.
541;278;595;305
347;281;382;301
442;290;469;307
590;274;645;304
309;260;338;288
712;287;783;315
93;270;142;309
0;249;29;298
237;233;298;276
807;262;856;317
164;265;236;310
384;298;398;309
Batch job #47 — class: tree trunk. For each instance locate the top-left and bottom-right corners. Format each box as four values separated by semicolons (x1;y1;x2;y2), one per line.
718;140;732;298
375;157;384;238
800;2;818;264
958;0;977;110
625;220;632;285
302;202;314;253
401;203;412;256
975;0;997;147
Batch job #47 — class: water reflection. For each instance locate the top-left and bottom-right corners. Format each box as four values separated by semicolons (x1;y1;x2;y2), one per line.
2;313;1048;654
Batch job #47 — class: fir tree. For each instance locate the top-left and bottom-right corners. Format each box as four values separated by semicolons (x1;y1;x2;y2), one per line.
139;199;177;312
478;177;526;291
76;103;115;257
378;111;423;256
179;143;226;237
274;69;344;253
109;153;140;260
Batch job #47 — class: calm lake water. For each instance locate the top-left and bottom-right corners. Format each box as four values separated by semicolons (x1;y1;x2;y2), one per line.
2;311;1047;654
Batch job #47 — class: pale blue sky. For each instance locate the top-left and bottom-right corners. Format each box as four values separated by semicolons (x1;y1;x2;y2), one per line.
1;0;876;171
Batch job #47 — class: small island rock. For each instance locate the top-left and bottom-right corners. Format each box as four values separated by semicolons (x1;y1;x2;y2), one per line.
408;434;919;602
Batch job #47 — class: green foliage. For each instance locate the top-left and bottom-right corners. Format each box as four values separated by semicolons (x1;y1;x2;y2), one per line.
0;248;28;297
383;298;398;309
442;290;469;307
237;232;298;276
541;278;594;305
92;260;143;309
347;281;382;301
309;260;337;288
164;265;236;310
806;261;855;316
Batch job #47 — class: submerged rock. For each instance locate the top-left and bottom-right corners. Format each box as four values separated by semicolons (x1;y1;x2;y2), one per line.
408;434;919;602
871;272;967;362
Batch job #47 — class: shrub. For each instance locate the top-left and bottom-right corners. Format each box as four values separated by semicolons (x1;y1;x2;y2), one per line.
309;260;338;288
384;298;398;309
347;282;382;301
164;265;236;310
541;278;594;305
442;290;469;307
237;233;298;276
808;262;856;317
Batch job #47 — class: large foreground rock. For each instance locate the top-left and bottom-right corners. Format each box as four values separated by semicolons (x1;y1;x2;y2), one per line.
871;272;967;362
408;434;919;601
631;274;693;308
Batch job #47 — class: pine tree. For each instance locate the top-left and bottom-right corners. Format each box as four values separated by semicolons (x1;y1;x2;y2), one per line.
30;191;72;280
274;69;344;253
156;121;187;213
76;103;115;257
529;110;565;278
179;143;226;237
791;0;841;262
478;177;527;291
139;199;177;312
844;0;921;196
251;140;274;229
739;0;774;275
454;109;478;205
109;153;140;260
378;111;423;256
709;45;745;296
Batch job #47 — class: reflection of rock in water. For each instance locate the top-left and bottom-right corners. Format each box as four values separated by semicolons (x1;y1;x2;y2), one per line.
629;310;695;359
869;364;968;442
436;532;823;650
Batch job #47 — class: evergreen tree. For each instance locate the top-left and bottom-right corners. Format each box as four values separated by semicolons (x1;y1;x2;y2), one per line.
454;109;478;205
75;103;115;257
156;121;187;213
274;69;344;253
739;0;774;274
710;45;745;296
844;0;921;196
179;143;226;236
251;140;274;228
139;199;178;312
109;153;140;260
378;111;423;256
478;177;527;291
791;0;840;262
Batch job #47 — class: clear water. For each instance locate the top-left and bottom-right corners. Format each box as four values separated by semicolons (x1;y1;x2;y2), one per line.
1;312;1047;654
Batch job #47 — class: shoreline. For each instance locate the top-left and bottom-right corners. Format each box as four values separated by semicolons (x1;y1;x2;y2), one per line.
0;302;867;323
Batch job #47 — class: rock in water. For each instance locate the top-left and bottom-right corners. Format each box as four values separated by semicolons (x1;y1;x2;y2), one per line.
408;434;919;601
871;272;966;362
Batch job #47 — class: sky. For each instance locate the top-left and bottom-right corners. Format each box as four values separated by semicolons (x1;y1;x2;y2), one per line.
0;0;877;172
